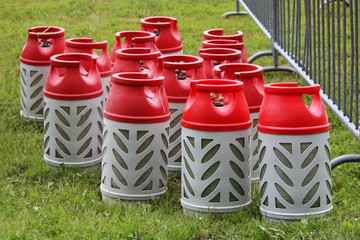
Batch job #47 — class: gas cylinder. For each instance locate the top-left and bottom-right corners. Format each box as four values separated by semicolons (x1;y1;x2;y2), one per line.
65;38;111;102
110;31;159;67
112;48;161;79
140;16;183;55
155;55;206;175
257;83;332;222
20;26;65;122
43;53;103;170
214;63;264;181
100;72;170;202
203;29;248;63
199;48;241;79
181;79;252;214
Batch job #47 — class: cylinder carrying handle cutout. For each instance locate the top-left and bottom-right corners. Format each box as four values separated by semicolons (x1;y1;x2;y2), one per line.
29;26;65;49
50;53;97;78
66;38;108;50
112;72;166;103
196;82;243;110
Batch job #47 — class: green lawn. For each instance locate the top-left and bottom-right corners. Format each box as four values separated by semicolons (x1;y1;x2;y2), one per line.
0;0;359;239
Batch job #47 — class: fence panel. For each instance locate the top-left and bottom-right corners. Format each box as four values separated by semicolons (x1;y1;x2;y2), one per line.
238;0;359;142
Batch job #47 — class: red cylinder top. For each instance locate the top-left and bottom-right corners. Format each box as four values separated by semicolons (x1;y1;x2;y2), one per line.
155;55;206;102
214;63;264;113
203;29;244;42
201;39;247;63
257;82;330;135
140;16;183;54
203;29;248;62
44;53;103;100
110;31;158;66
112;48;161;79
104;72;170;123
202;39;244;50
181;79;251;131
20;26;65;66
199;48;242;79
65;38;111;77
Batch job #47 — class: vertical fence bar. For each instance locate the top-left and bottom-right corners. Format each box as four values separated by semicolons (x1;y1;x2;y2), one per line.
349;0;354;122
355;0;358;130
332;1;336;104
342;1;347;115
280;0;283;47
291;0;296;57
337;0;341;108
321;0;326;91
327;1;331;99
308;1;312;76
287;0;290;52
295;0;300;64
312;0;317;81
317;0;322;85
304;0;310;76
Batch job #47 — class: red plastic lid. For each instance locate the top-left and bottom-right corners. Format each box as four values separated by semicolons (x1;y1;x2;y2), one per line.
181;79;251;131
155;55;206;102
199;48;242;79
140;16;183;54
44;53;103;100
20;26;65;66
257;83;330;135
203;29;244;41
199;48;242;61
110;31;159;66
65;38;111;77
104;72;170;123
202;39;244;50
112;48;161;79
214;63;264;113
203;29;248;62
201;39;247;63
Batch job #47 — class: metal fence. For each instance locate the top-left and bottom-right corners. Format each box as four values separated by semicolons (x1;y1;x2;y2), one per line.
225;0;360;165
232;0;359;144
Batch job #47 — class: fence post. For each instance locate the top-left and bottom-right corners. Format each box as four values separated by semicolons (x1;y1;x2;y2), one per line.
223;0;248;17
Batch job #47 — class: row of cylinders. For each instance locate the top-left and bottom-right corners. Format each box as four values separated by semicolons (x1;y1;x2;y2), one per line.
20;17;332;221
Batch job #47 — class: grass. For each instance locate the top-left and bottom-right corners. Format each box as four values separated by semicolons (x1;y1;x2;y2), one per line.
0;0;359;239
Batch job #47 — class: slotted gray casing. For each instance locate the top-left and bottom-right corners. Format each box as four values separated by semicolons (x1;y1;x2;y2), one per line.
20;63;49;122
43;96;104;169
101;119;169;201
250;112;260;181
181;127;251;214
168;102;185;174
258;132;333;222
102;76;111;103
162;49;183;56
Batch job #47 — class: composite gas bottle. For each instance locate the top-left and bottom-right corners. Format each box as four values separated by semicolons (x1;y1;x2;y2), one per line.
155;55;206;175
101;72;170;202
140;16;183;55
43;53;103;170
65;38;111;102
257;83;332;222
181;79;252;215
203;29;248;63
20;26;65;122
214;63;264;181
199;48;241;79
110;31;159;67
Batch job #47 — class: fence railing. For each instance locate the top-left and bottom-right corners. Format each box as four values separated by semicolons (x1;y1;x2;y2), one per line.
227;0;360;165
